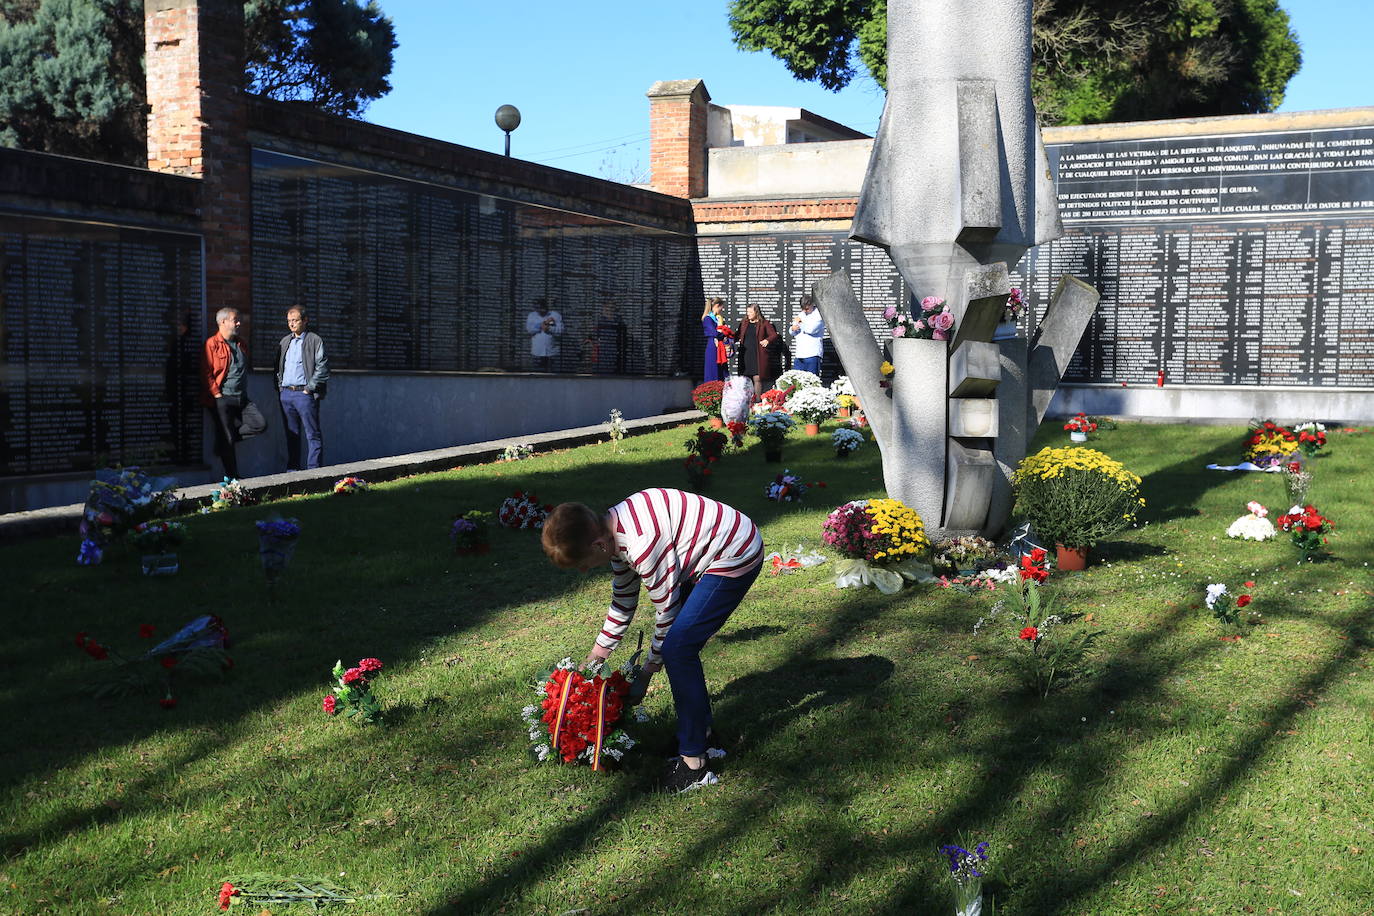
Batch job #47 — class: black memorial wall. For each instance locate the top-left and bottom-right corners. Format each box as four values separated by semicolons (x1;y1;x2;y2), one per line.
250;150;694;377
698;124;1374;388
0;214;203;478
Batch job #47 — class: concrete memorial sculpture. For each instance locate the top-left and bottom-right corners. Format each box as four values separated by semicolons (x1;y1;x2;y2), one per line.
814;0;1100;538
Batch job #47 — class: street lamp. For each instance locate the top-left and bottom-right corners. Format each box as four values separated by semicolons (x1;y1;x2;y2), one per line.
494;105;521;157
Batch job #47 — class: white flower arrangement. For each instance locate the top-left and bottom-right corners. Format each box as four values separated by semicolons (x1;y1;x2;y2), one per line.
785;385;838;424
832;427;864;455
775;369;823;392
1294;421;1326;433
500;443;535;462
747;411;796;435
1226;500;1276;541
830;375;856;397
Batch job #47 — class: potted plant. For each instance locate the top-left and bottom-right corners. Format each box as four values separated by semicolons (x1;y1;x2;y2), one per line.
830;376;857;417
832;427;863;458
692;381;726;428
785;385;838;435
1062;413;1097;443
1011;446;1144;570
746;411;795;462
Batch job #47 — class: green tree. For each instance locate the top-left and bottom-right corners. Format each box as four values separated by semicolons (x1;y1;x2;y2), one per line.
728;0;1302;125
0;0;397;166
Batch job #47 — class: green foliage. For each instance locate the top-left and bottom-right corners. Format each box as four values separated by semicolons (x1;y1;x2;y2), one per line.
727;0;1302;125
980;570;1103;697
0;0;396;164
1013;454;1144;550
245;0;397;117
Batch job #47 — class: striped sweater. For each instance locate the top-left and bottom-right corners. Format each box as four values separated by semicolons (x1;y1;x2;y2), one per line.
595;488;764;664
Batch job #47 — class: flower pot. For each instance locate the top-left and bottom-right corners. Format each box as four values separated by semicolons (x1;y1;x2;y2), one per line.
837;407;852;418
764;448;783;463
141;553;179;576
708;416;724;429
834;449;850;459
1069;430;1088;443
804;423;820;436
955;891;984;916
992;320;1019;341
1055;543;1088;571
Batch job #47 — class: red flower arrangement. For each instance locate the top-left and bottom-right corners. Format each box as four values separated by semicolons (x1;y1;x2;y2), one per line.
498;491;552;530
726;420;747;447
692;381;726;419
1019;626;1039;641
760;388;788;412
324;657;385;723
1275;504;1335;557
1063;413;1098;435
522;660;639;769
1018;548;1049;583
684;426;728;491
75;616;231;706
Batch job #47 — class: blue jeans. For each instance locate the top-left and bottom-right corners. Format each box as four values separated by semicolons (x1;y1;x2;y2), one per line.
279;389;323;469
794;355;821;376
659;560;761;757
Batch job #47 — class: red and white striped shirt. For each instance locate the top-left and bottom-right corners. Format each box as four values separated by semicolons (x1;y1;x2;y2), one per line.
596;488;763;664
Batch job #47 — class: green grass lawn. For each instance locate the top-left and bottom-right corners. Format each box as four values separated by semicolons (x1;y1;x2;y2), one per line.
2;421;1372;915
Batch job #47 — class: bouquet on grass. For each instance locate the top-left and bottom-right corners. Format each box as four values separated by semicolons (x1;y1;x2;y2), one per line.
684;426;728;490
973;548;1101;697
726;419;748;448
1063;413;1097;436
1294;421;1327;457
256;516;301;586
333;476;369;494
521;644;646;770
322;657;384;723
931;535;1000;577
498;490;552;529
832;427;864;457
763;469;822;503
757;388;789;412
450;510;492;555
823;498;932;594
1012;447;1144;552
129;520;187;555
765;543;828;575
939;840;991;916
1225;501;1276;541
692;380;726;419
885;295;956;342
1244;419;1298;468
786;385;838;426
1275;504;1335;558
217;874;387;910
77;467;179;564
1204;582;1261;636
500;443;535;462
204;477;253;513
1283;458;1313;505
76;615;231;706
747;411;795;451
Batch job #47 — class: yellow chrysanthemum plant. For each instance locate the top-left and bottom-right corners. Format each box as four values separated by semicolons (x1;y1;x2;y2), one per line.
1012;447;1146;552
822;497;933;594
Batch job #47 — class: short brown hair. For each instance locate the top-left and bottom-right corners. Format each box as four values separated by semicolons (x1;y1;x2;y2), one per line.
541;502;605;568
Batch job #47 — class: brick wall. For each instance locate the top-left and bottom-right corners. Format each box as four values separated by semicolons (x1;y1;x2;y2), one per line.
145;0;250;320
647;80;710;199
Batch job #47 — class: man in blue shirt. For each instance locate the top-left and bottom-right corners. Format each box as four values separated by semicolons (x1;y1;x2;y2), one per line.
788;294;826;377
275;307;330;470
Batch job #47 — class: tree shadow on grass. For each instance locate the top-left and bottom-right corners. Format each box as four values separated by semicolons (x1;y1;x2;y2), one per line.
1136;438;1248;525
715;625;788;644
1092;539;1169;562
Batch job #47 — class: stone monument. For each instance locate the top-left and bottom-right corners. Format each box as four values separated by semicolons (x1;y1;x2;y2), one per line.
814;0;1100;538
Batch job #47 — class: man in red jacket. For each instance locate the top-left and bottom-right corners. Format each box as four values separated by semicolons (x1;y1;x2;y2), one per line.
202;308;248;479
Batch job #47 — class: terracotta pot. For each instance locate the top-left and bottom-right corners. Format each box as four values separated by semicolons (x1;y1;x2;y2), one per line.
764;448;783;463
708;416;724;429
804;423;820;436
1055;543;1088;571
837;407;852;418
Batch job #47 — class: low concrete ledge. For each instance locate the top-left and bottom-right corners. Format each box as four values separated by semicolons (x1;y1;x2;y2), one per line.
0;410;704;542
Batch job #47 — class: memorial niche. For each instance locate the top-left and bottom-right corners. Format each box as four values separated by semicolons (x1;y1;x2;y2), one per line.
249;150;693;376
0;214;202;479
697;124;1374;390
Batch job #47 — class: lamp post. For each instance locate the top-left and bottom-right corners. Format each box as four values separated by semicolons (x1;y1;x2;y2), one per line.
494;105;521;157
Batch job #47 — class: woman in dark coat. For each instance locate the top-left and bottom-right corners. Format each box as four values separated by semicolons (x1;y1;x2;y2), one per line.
701;297;728;381
735;304;781;400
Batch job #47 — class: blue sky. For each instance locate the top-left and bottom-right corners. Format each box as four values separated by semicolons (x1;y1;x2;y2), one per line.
365;0;1373;182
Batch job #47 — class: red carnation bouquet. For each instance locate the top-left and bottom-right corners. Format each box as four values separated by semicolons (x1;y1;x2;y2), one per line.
1275;504;1335;558
323;657;384;723
498;490;552;529
76;615;231;708
521;640;646;769
1063;413;1098;435
684;426;728;490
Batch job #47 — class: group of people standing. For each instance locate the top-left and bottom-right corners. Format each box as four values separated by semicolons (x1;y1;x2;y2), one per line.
701;295;826;397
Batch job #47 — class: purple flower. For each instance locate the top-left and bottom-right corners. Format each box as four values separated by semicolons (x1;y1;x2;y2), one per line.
891;325;906;338
883;305;897;320
921;296;945;312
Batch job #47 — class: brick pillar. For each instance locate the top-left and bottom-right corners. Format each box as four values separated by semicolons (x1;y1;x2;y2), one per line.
146;0;250;319
647;79;710;199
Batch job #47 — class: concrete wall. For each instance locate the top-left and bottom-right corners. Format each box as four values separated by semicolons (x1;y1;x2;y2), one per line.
707;139;871;199
1048;383;1374;424
3;374;691;513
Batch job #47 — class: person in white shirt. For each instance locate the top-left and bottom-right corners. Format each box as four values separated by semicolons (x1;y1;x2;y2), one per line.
525;297;563;372
788;294;825;376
